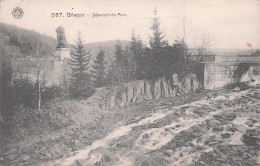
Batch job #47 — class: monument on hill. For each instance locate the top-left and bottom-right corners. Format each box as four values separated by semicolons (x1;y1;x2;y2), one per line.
55;26;70;60
53;26;71;86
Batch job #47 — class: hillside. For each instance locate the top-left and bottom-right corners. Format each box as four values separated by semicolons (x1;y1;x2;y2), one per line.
80;40;130;66
85;40;130;53
188;48;256;56
208;48;257;56
0;23;57;58
0;23;129;63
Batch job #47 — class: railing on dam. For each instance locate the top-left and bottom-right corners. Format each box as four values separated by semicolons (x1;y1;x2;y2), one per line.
190;55;260;63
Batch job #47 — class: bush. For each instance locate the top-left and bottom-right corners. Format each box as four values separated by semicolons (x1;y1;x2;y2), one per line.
42;85;63;104
10;77;64;109
11;77;36;108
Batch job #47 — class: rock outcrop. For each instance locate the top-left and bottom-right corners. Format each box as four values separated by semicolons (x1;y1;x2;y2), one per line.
87;74;201;110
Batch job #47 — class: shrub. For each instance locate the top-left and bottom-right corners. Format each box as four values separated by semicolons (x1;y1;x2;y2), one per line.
10;77;64;109
11;77;36;108
41;85;63;104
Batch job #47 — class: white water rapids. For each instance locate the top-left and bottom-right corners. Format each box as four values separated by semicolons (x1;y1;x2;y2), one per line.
49;89;250;166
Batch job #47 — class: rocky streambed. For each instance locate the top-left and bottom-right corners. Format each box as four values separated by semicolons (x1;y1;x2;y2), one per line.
50;85;260;166
1;84;259;166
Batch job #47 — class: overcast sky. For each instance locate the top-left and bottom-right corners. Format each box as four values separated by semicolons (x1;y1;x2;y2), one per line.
0;0;259;49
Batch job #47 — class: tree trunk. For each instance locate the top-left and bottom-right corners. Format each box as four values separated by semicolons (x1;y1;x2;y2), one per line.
38;62;41;111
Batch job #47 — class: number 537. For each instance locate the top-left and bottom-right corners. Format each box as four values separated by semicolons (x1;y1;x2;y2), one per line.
51;13;63;17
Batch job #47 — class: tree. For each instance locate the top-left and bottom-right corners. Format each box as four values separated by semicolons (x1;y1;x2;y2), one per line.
170;40;190;76
112;41;125;83
12;77;36;108
107;41;134;85
91;47;106;87
35;43;43;111
143;10;168;79
69;32;93;98
123;45;133;81
194;34;212;55
149;10;168;50
27;34;50;111
181;19;188;62
172;40;189;62
129;31;144;79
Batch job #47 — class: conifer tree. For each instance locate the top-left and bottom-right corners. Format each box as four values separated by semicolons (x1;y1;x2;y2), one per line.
129;31;144;79
123;45;133;81
149;10;167;50
91;47;106;87
69;32;93;98
107;41;131;84
114;41;125;83
145;9;168;78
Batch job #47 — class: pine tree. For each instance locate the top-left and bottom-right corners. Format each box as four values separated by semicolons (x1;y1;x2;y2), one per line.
149;10;167;50
91;47;106;87
129;31;144;79
107;41;131;85
146;10;168;78
123;45;133;81
114;41;125;83
69;32;93;98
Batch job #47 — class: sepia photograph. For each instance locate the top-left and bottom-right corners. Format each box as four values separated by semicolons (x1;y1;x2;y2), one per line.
0;0;259;165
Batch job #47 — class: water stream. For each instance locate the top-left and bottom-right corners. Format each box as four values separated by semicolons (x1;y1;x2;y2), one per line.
50;89;250;166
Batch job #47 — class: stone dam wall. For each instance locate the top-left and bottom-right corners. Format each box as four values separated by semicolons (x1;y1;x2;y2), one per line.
87;74;201;110
203;63;260;89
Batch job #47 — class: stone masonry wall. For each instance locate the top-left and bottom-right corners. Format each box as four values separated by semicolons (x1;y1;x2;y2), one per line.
204;63;259;90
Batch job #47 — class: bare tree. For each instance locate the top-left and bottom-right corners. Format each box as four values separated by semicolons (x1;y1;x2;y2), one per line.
179;18;189;62
194;34;212;55
30;38;49;111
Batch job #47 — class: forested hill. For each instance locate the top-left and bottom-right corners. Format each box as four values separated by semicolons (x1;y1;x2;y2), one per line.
84;40;130;64
0;23;57;58
0;23;130;60
84;40;129;53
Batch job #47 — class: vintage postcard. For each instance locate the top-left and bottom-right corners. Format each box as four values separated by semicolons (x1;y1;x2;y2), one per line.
0;0;259;165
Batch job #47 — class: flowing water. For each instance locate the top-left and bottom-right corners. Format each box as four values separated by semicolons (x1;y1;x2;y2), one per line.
49;88;259;166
